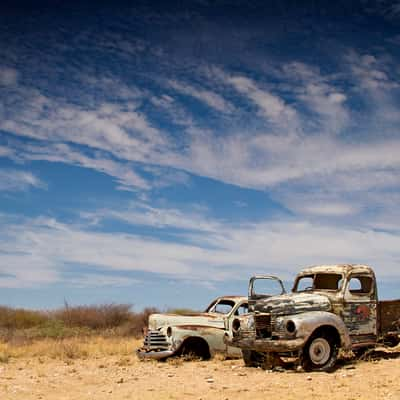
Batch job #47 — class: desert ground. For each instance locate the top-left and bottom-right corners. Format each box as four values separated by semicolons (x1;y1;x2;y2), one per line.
1;338;400;400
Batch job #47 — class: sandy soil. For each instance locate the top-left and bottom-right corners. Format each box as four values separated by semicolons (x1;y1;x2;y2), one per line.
1;350;400;400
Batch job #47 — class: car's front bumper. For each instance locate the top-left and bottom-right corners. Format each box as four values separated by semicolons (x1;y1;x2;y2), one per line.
136;348;176;360
225;335;305;353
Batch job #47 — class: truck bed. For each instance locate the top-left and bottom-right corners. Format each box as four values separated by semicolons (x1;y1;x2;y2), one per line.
378;300;400;335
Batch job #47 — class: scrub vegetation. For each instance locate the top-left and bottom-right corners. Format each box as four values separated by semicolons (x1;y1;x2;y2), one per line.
0;304;203;363
0;304;155;362
0;303;158;342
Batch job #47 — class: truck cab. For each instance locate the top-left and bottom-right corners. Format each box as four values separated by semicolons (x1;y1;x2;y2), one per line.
292;265;378;348
229;264;400;372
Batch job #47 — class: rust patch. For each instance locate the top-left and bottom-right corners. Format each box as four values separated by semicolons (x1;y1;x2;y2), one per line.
175;325;225;331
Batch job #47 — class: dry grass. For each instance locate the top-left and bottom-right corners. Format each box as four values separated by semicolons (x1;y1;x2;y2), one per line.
0;336;142;362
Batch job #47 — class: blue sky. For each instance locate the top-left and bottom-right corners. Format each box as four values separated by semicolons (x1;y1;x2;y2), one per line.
1;0;400;310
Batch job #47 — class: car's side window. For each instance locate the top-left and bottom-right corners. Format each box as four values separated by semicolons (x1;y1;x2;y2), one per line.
235;303;248;316
347;275;373;296
212;300;235;314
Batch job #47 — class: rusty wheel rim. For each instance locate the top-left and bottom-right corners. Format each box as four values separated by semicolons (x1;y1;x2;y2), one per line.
309;337;331;365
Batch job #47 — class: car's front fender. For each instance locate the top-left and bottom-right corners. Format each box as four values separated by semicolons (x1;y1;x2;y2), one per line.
285;311;351;350
170;325;227;354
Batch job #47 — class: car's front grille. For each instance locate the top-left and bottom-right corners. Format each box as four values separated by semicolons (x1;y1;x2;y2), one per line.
255;314;273;338
143;330;169;350
237;328;256;339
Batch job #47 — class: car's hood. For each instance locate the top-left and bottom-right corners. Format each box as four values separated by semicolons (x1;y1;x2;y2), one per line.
148;312;226;330
254;292;331;316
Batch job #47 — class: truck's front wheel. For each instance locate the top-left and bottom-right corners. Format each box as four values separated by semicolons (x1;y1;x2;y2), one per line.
242;350;261;367
302;334;338;372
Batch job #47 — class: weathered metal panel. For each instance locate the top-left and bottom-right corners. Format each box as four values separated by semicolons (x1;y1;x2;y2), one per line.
342;301;377;336
378;300;400;334
148;313;225;330
298;264;374;276
255;293;331;316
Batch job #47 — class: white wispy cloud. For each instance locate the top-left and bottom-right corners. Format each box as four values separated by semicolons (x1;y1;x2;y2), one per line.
1;40;400;222
3;68;400;211
226;75;299;130
2;209;400;289
181;132;400;193
0;169;45;192
81;202;220;232
67;273;140;288
21;142;150;191
0;83;166;158
287;201;361;218
0;145;14;158
346;51;398;91
282;62;349;134
167;79;234;113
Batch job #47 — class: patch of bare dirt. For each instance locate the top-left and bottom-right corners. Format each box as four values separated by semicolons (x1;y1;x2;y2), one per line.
1;350;400;399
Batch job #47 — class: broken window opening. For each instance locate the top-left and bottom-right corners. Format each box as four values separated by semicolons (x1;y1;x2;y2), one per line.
294;273;343;292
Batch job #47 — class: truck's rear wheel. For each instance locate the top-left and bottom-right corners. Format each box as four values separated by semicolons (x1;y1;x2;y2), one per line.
302;333;338;372
384;334;400;348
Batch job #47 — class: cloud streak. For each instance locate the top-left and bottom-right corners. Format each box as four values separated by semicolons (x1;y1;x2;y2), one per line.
167;79;234;113
2;208;400;289
0;169;45;192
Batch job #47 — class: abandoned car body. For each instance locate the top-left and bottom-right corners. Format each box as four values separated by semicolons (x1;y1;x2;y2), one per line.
227;264;400;371
137;296;250;360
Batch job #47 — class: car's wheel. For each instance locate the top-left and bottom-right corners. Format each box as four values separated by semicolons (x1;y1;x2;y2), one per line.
242;350;255;367
180;338;211;360
242;350;265;367
384;334;400;348
302;333;338;372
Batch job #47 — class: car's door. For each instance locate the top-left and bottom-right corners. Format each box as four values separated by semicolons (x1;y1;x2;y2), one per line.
343;273;377;344
226;301;248;357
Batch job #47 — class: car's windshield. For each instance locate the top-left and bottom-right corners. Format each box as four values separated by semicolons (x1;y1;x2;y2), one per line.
293;273;343;292
205;299;236;314
249;276;286;299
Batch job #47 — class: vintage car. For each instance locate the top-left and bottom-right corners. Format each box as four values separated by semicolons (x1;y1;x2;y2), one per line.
137;295;249;360
227;264;400;371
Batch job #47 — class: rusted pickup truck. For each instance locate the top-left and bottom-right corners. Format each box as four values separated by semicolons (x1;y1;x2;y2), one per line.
228;264;400;371
137;295;249;360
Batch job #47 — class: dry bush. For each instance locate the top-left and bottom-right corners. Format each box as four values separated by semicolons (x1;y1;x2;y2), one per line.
54;303;133;330
0;306;47;330
117;307;159;337
0;303;159;341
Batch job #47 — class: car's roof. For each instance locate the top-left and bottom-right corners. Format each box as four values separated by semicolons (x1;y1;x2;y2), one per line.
214;295;247;301
298;264;375;275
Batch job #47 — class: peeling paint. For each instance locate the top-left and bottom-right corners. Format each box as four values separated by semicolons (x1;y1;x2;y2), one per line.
229;264;400;370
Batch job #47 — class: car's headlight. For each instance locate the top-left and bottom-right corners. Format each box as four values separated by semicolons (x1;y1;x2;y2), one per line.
232;318;241;333
275;317;296;337
285;320;296;335
246;314;255;330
